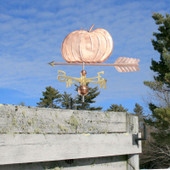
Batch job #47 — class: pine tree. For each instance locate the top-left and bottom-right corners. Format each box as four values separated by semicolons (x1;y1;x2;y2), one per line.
75;84;102;110
61;91;75;109
18;102;25;106
150;13;170;86
133;103;148;132
107;104;128;112
142;13;170;169
37;86;62;108
144;13;170;145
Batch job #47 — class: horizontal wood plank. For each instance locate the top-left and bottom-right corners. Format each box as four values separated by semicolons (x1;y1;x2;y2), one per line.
0;105;128;134
0;155;127;170
0;134;141;165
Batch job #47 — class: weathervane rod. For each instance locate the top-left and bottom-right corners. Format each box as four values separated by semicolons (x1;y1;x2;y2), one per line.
82;62;85;70
49;57;140;73
49;62;139;66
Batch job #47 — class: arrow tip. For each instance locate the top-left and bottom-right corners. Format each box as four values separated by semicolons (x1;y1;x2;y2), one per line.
48;61;55;67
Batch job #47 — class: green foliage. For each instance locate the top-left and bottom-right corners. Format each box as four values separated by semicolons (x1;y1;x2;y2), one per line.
133;103;146;130
144;13;170;133
145;103;170;144
75;84;102;110
150;13;170;86
19;102;25;106
142;13;170;169
147;104;170;130
134;103;143;116
37;86;62;108
37;84;102;110
107;104;128;112
144;80;164;91
61;91;75;109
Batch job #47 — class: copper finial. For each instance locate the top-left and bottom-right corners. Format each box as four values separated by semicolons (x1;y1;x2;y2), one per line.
78;85;88;96
81;70;87;76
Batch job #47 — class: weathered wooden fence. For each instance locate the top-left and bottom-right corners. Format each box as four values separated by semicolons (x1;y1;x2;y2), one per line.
0;104;141;170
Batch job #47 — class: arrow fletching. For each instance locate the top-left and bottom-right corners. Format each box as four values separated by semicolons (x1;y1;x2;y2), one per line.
114;57;140;72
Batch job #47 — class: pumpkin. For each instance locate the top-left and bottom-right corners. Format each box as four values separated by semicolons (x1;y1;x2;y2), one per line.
61;26;113;63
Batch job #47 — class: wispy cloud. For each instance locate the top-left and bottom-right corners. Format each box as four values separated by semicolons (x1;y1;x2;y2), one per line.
0;0;169;110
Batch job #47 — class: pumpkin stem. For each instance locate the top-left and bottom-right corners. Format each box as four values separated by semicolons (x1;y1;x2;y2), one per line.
89;24;95;32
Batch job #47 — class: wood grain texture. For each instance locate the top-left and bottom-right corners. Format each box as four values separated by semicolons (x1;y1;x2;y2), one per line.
0;133;141;165
0;155;127;170
0;105;128;134
0;104;141;169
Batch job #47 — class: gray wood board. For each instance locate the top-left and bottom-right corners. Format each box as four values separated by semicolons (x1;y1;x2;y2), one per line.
0;105;135;134
128;154;139;170
0;134;141;165
0;155;127;170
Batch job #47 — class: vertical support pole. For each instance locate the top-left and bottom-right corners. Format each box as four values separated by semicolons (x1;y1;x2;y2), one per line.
82;62;85;70
127;113;140;170
82;96;85;110
128;155;139;170
82;62;85;110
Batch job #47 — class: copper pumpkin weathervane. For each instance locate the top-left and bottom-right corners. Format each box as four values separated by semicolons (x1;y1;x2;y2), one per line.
49;24;140;101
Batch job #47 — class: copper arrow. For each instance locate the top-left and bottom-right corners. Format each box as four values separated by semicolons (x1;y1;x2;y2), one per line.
49;57;140;72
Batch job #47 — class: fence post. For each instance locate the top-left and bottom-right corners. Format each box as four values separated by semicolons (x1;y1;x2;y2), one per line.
127;113;140;170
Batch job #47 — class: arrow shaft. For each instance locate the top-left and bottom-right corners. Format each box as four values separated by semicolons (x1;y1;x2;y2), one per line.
51;63;139;66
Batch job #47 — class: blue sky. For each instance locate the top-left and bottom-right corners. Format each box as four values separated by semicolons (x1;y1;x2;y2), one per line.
0;0;169;113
